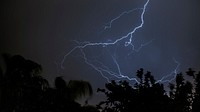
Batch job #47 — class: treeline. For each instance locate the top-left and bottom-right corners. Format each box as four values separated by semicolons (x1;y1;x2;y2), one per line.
0;54;200;112
97;68;200;112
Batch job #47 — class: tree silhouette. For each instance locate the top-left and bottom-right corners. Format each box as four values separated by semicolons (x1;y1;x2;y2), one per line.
186;68;200;112
169;73;193;112
42;77;93;112
0;54;95;112
97;68;200;112
97;69;173;112
82;105;100;112
55;77;93;101
0;54;49;111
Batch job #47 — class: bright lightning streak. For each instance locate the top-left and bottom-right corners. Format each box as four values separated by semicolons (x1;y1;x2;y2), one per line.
79;49;140;83
60;0;180;84
61;0;149;67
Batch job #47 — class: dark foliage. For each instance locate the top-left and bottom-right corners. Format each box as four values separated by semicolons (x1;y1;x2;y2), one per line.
0;54;98;112
186;68;200;112
97;68;200;112
97;69;173;112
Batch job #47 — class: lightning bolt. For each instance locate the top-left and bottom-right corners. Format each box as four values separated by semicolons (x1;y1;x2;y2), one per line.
156;58;180;83
59;0;180;84
103;8;143;30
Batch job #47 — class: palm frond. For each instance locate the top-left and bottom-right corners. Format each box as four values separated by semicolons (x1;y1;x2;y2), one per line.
68;80;93;100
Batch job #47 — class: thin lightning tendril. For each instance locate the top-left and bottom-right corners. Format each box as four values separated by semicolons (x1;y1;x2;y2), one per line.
156;58;180;83
60;0;180;84
104;8;143;30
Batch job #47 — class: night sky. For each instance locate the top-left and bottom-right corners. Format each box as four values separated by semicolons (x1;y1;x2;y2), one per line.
1;0;200;104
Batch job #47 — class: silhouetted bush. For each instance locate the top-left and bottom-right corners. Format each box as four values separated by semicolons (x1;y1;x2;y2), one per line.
97;68;200;112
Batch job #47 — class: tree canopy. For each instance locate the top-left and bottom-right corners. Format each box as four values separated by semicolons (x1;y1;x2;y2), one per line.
0;54;97;112
97;68;200;112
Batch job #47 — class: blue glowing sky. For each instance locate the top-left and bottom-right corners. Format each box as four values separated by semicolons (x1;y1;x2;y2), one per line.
1;0;200;104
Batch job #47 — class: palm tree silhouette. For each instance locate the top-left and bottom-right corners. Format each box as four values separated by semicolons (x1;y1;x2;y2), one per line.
54;76;93;101
43;76;93;112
